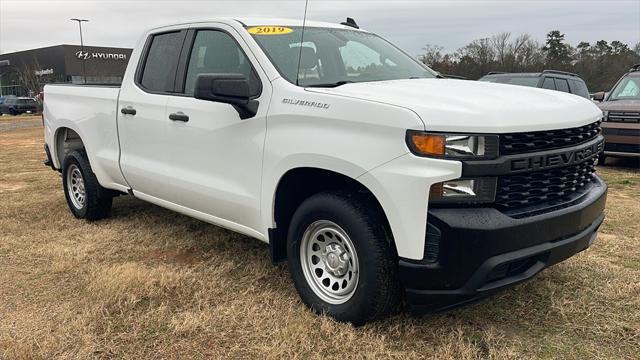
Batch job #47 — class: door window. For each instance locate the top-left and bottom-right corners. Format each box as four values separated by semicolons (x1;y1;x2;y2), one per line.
184;30;261;97
554;78;570;93
542;77;556;90
139;31;186;92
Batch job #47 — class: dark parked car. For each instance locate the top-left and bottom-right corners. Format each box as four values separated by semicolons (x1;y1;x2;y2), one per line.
0;97;39;115
593;64;640;164
478;70;591;99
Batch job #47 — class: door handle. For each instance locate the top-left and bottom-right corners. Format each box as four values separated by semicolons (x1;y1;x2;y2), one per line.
169;112;189;122
121;106;137;116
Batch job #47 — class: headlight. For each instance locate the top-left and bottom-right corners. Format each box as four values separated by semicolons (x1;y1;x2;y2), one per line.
602;110;608;122
429;178;497;204
406;131;499;159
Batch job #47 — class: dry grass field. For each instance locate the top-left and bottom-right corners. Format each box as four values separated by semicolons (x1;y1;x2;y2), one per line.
1;116;639;359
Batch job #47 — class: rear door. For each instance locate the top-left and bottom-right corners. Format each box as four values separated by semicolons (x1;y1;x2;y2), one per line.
162;24;271;231
118;28;188;197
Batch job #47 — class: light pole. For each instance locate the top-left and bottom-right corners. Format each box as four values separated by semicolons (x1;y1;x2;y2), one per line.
0;60;10;97
70;18;89;84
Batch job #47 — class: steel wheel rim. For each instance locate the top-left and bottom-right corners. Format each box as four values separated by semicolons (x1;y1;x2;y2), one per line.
66;164;86;209
300;220;359;304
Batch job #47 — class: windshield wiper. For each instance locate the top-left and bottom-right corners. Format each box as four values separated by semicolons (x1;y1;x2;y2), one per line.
306;80;355;88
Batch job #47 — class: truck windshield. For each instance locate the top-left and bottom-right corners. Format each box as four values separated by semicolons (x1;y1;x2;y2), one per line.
247;26;435;87
608;76;640;101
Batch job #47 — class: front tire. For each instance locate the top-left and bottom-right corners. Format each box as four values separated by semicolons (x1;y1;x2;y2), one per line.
287;191;401;325
62;150;113;220
597;154;607;166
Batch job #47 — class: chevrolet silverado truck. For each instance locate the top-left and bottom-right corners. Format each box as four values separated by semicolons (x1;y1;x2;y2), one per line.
593;64;640;164
43;18;607;325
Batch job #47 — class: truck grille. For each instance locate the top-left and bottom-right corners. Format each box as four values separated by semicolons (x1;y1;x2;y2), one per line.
495;158;597;211
500;122;601;155
606;111;640;123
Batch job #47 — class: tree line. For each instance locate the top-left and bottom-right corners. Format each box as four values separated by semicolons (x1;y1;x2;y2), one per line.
419;30;640;92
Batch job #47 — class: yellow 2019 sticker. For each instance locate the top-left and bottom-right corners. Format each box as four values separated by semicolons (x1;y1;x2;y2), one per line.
247;26;294;35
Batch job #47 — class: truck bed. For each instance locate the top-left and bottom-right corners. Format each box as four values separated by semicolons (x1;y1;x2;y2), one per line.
43;83;126;191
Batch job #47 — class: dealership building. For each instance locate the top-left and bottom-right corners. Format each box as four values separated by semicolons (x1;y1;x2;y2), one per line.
0;45;132;96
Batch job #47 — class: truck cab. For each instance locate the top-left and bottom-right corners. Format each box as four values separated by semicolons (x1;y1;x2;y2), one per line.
43;18;606;325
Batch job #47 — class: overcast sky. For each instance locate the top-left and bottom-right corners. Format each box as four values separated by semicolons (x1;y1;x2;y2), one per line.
0;0;638;56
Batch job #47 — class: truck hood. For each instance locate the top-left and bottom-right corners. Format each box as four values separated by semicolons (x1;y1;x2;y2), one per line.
308;79;602;133
598;99;640;112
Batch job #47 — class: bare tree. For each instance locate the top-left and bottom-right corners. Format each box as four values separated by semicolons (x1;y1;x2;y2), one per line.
13;57;49;97
418;44;445;67
417;30;638;86
491;32;511;68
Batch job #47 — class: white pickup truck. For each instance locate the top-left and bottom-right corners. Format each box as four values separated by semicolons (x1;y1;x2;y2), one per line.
43;18;607;325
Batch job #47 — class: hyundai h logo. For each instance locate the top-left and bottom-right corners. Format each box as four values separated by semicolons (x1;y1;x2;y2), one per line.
75;51;90;60
75;51;127;61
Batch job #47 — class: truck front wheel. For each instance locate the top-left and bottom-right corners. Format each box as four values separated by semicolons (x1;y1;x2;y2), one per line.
597;154;607;166
62;150;113;220
287;191;401;325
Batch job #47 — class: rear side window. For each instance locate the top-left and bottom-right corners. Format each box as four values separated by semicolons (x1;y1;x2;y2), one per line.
554;78;570;93
568;79;590;98
542;77;556;90
139;31;185;92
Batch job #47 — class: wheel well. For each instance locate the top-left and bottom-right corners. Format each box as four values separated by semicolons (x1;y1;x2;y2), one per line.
270;167;394;263
55;128;85;167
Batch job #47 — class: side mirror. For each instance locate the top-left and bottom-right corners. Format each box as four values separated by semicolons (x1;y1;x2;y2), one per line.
592;91;605;102
194;73;259;119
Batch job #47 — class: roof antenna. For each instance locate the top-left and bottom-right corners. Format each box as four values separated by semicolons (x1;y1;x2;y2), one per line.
295;0;309;86
341;17;359;29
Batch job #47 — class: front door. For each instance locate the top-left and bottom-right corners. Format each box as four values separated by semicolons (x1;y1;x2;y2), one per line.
158;26;270;232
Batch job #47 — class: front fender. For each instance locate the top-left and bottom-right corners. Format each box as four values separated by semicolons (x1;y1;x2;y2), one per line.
357;154;461;260
261;154;372;232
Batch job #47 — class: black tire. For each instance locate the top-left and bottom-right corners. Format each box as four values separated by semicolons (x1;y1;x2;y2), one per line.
597;154;607;166
287;191;401;326
9;108;16;116
62;150;113;220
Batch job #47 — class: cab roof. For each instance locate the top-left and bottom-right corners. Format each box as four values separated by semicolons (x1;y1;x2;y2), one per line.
154;17;367;32
236;17;363;30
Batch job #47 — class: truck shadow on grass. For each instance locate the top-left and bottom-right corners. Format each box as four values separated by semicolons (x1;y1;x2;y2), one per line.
105;194;564;326
37;187;633;358
601;156;640;170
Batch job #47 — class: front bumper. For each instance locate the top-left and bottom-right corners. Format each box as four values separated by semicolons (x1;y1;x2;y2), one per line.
602;122;640;156
399;175;607;313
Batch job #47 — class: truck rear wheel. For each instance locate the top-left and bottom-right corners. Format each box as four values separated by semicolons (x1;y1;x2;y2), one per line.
62;150;113;220
287;191;401;325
